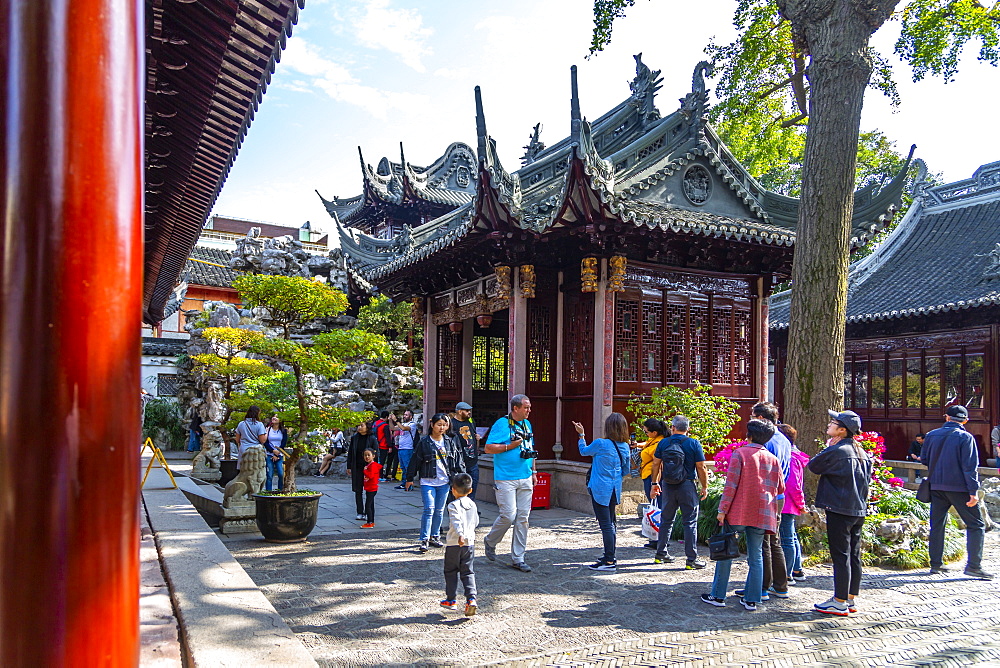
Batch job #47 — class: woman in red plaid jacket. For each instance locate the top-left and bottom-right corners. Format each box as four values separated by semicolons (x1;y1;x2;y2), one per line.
701;419;785;612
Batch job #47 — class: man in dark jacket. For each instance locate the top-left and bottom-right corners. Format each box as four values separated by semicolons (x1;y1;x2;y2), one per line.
922;405;992;579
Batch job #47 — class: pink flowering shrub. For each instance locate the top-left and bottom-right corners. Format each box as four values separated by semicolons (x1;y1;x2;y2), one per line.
855;430;900;501
712;440;747;474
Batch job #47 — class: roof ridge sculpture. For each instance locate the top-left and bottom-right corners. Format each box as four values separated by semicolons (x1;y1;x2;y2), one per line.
629;53;663;124
475;86;522;217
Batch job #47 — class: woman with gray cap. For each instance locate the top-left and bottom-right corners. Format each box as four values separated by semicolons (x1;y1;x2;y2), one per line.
808;409;872;616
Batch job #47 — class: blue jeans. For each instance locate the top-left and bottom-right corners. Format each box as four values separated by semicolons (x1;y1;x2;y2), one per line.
420;483;450;541
398;449;413;480
779;513;802;575
591;491;618;562
187;428;201;452
265;456;284;491
469;464;480;500
642;477;661;508
711;525;765;603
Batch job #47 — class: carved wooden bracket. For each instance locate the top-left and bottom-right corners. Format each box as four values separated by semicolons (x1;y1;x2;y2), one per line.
608;255;627;292
581;257;598;292
495;265;512;299
519;265;536;298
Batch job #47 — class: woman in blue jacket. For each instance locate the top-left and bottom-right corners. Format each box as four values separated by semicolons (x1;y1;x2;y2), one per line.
572;413;631;572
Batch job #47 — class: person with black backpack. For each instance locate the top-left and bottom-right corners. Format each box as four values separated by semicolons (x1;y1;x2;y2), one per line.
650;415;709;570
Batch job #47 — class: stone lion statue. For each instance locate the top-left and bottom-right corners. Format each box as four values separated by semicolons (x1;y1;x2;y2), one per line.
223;446;266;508
192;430;223;470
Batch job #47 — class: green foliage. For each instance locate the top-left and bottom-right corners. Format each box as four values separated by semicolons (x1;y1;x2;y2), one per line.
243;372;298;412
589;0;641;54
143;398;187;451
626;383;740;456
357;295;421;339
229;273;389;491
233;274;348;334
223;393;276;433
897;0;1000;82
191;354;273;383
257;489;319;497
312;329;391;367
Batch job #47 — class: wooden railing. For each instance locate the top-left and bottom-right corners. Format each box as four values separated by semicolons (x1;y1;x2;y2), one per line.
884;459;1000;490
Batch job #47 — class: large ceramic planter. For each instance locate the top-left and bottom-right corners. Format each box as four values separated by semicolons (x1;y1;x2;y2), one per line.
219;459;239;487
253;492;322;543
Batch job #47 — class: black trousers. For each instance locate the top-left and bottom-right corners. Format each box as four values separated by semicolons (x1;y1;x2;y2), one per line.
379;448;398;479
762;497;788;592
444;544;477;601
365;490;377;523
656;480;700;561
354;489;364;515
826;510;865;600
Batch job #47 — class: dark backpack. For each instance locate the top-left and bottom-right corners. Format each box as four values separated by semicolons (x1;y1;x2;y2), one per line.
658;436;687;485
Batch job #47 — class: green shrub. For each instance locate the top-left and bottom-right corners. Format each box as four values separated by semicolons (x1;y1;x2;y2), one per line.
142;398;187;450
627;384;740;457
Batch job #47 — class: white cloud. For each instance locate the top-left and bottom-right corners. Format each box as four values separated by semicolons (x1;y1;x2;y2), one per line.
354;0;432;72
280;37;428;119
433;66;472;81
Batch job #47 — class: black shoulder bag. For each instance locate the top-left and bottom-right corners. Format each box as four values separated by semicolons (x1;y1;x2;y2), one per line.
709;521;741;561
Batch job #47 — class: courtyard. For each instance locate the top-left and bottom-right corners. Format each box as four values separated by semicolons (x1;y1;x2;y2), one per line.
152;464;1000;667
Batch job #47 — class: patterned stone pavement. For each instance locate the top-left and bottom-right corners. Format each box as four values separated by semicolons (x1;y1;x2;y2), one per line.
223;478;1000;667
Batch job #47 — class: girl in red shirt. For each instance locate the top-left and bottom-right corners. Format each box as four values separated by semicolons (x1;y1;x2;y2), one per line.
362;449;381;528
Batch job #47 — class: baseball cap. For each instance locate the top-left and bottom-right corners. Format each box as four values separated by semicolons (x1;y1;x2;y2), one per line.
945;405;969;420
455;401;473;411
827;409;862;435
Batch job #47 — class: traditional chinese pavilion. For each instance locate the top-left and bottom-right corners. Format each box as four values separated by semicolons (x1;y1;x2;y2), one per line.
329;58;910;460
771;161;1000;462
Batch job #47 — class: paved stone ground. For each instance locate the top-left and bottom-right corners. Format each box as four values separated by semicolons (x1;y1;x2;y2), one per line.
222;475;1000;667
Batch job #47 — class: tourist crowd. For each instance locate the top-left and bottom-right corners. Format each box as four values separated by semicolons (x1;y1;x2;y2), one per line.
247;394;993;617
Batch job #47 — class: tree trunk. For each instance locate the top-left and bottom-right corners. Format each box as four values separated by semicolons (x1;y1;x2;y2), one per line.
777;0;898;499
284;361;309;493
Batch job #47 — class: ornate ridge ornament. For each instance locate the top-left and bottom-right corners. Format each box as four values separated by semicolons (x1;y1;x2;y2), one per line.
629;53;663;124
495;266;512;299
682;164;712;205
519;265;536;298
581;257;598;292
608;256;627;292
521;123;546;166
680;61;714;120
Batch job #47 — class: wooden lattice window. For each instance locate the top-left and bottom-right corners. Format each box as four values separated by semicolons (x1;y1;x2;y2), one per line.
689;302;709;383
615;299;640;382
565;295;594;384
472;335;508;391
665;302;685;383
712;305;733;384
437;325;459;390
734;309;752;385
528;304;552;383
641;302;663;383
157;374;179;397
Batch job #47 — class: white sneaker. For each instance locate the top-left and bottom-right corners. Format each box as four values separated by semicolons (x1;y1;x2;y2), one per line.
355;513;365;520
814;597;849;616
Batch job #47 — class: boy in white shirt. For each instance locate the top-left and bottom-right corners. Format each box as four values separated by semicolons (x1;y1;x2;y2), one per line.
440;473;479;616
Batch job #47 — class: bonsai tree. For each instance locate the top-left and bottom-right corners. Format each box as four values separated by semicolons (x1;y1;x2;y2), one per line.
192;326;276;459
626;383;740;457
232;274;391;492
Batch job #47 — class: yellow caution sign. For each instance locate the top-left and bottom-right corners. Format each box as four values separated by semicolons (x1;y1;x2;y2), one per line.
141;437;177;489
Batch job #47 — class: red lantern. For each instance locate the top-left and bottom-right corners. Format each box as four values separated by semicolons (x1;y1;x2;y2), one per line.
449;321;463;333
476;314;493;328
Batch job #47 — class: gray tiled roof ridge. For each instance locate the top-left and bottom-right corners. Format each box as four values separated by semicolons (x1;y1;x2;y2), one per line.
769;164;1000;329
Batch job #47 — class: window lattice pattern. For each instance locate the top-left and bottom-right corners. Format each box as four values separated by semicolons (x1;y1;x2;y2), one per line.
472;335;508;391
437;325;459;390
565;296;594;383
636;136;665;162
665;302;686;383
528;304;552;383
157;374;179;397
615;299;640;382
712;306;733;384
641;302;663;382
689;303;709;383
734;309;752;385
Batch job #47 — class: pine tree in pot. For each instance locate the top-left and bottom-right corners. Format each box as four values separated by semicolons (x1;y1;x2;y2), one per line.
227;274;390;542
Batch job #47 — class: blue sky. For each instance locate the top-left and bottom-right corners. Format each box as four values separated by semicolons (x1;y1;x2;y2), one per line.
211;0;1000;232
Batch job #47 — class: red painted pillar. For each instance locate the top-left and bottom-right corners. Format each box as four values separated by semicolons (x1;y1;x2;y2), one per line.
1;1;143;665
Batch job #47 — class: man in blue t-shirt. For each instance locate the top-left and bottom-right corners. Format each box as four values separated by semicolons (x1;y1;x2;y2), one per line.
651;415;707;569
483;394;536;572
